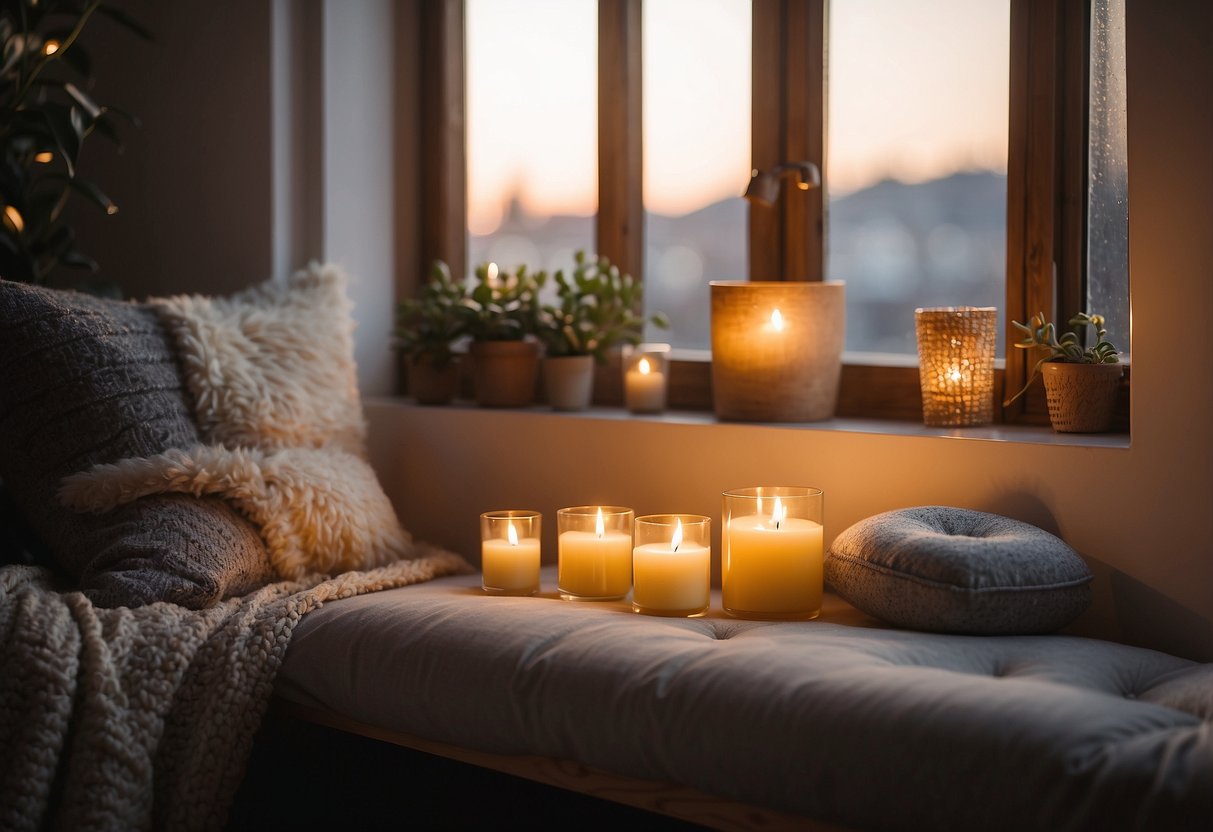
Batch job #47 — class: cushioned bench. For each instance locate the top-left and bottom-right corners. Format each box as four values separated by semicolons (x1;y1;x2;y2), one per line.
274;566;1213;831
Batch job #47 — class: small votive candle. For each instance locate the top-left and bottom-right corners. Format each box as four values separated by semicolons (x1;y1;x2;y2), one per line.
722;487;824;620
632;514;711;617
557;505;634;601
480;510;542;596
622;343;670;414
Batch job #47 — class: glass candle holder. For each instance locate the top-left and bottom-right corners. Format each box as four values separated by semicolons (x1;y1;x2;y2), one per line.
622;343;671;414
557;505;634;601
914;306;997;427
480;510;542;596
721;487;824;620
631;514;711;617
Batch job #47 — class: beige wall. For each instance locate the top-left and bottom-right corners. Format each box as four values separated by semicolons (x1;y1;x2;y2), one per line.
367;0;1213;662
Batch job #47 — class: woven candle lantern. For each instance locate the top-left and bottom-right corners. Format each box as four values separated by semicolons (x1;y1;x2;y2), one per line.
914;306;997;427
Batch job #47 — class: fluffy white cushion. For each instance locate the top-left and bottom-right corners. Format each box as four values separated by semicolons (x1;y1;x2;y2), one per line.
60;445;411;580
59;262;416;581
151;262;366;456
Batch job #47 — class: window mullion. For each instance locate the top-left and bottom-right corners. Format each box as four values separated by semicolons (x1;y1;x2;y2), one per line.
780;0;825;282
597;0;644;282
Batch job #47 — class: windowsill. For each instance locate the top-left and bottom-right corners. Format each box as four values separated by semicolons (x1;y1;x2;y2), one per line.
369;396;1130;449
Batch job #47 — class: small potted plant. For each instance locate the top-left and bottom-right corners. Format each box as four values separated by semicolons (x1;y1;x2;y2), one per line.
393;261;465;405
536;250;668;411
460;261;546;407
1005;311;1123;432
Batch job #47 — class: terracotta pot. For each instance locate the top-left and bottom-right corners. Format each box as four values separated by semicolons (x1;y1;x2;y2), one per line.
469;340;540;407
406;355;460;405
543;355;595;411
1042;362;1123;433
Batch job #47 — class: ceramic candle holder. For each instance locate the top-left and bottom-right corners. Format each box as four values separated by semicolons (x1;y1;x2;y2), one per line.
914;306;997;427
557;505;634;601
622;343;671;414
480;510;542;596
709;281;845;422
632;514;711;617
721;486;824;620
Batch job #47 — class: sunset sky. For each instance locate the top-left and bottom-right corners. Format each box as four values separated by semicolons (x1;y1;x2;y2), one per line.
466;0;1009;235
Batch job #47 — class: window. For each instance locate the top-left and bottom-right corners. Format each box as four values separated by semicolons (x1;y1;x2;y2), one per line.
642;0;751;350
827;1;1009;359
407;0;1126;426
465;0;597;275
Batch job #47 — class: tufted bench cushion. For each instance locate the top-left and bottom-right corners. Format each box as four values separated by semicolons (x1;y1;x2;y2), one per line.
275;566;1213;831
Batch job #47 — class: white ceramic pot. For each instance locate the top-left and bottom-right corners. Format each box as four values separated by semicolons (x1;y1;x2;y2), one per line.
543;355;595;411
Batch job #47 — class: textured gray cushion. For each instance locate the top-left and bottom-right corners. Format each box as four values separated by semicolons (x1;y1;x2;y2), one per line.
0;281;272;608
825;506;1093;634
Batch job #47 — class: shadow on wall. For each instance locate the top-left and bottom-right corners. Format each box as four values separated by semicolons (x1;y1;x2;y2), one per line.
986;488;1212;662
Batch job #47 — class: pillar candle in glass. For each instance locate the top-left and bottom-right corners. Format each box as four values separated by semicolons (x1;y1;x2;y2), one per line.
632;514;711;617
557;505;634;601
480;510;542;596
722;487;824;619
914;306;997;427
622;343;671;414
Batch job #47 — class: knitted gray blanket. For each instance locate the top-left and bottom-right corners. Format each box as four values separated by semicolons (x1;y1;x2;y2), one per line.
0;548;472;831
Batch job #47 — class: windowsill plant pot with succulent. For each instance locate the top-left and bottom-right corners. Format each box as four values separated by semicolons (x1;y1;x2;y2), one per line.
536;251;668;411
461;261;546;408
1005;312;1124;433
393;261;465;405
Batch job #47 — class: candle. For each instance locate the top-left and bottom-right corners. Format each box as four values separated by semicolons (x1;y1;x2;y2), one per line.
557;505;634;600
632;515;711;617
623;343;670;414
722;487;824;619
480;510;542;596
914;307;997;426
709;281;845;422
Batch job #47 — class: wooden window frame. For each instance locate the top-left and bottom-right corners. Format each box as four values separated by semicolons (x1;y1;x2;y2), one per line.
402;0;1122;427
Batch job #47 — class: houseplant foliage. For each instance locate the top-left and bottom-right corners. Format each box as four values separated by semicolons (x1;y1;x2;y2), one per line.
393;260;465;404
460;260;547;407
1006;311;1124;432
0;0;150;284
537;249;668;364
537;249;668;411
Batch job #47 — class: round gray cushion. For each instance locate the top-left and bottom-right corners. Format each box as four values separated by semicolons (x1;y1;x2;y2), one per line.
825;506;1093;635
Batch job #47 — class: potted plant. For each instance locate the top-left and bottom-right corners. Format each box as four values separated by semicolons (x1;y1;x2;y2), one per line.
1005;311;1123;432
393;260;465;405
0;2;150;287
536;250;668;411
459;260;546;407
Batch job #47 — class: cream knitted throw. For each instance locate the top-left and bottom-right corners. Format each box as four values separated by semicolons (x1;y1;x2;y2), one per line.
0;547;472;832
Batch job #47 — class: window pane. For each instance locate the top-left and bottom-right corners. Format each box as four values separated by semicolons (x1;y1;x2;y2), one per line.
1088;0;1129;359
827;1;1010;358
643;0;751;349
466;0;596;276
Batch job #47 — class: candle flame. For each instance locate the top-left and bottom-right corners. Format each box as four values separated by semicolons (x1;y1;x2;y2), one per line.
671;519;683;552
638;357;651;375
487;261;499;288
507;520;518;546
772;496;786;530
595;506;605;539
770;308;785;332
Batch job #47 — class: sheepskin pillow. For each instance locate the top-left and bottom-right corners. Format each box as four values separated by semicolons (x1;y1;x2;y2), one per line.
60;444;411;580
825;506;1093;635
0;280;273;609
58;262;416;580
150;261;366;455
